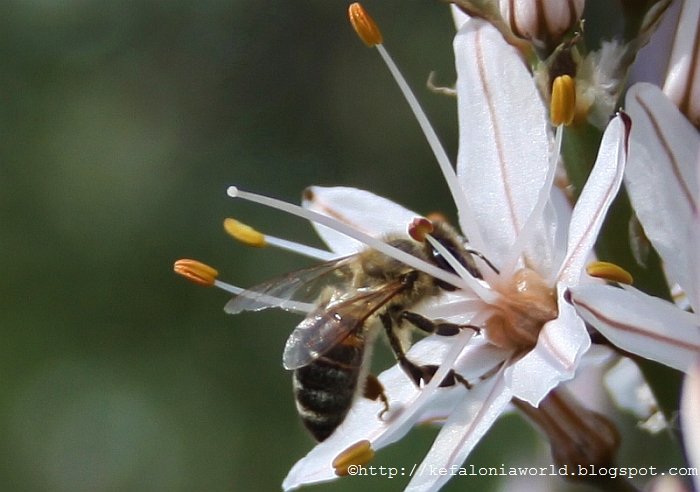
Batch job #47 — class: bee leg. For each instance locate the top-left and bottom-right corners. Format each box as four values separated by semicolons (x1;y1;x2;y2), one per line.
363;374;390;418
422;360;505;389
383;312;490;389
399;311;480;337
380;313;451;388
419;365;474;389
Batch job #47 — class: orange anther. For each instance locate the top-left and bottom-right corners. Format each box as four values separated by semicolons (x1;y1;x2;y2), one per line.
174;259;218;287
348;3;383;47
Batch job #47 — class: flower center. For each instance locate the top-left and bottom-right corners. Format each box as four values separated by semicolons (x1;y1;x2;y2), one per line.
483;268;558;353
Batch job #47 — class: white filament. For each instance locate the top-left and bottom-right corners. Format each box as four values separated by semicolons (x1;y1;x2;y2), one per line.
262;234;339;262
424;234;499;305
375;44;485;251
228;186;468;290
500;124;563;278
213;279;315;315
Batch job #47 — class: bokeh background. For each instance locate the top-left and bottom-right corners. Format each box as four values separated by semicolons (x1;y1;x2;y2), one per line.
0;0;687;491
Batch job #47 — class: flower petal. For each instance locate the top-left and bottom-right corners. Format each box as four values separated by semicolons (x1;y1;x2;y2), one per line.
450;4;470;30
302;186;419;255
556;113;629;285
625;83;700;309
662;0;700;126
507;284;590;405
404;367;512;492
570;283;700;372
605;357;666;432
453;18;551;270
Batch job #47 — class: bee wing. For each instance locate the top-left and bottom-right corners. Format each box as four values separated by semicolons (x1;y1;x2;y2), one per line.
282;284;405;370
224;257;355;315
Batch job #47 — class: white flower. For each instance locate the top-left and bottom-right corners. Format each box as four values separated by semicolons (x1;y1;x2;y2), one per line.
282;16;629;492
568;83;700;374
571;5;700;484
575;7;700;481
167;4;700;491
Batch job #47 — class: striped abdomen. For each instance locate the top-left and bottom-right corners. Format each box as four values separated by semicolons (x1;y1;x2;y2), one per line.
293;337;365;441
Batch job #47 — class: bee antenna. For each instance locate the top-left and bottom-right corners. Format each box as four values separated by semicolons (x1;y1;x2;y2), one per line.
423;233;499;304
464;248;500;275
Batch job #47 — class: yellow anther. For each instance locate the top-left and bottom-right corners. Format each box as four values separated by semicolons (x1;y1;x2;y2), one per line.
332;440;375;476
174;259;219;287
550;75;576;126
223;218;266;248
586;261;633;285
408;217;434;242
348;3;383;47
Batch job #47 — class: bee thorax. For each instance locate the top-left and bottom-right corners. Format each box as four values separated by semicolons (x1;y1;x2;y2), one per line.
357;239;417;282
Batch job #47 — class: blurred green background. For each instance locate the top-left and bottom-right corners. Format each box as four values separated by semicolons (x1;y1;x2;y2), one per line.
0;0;685;491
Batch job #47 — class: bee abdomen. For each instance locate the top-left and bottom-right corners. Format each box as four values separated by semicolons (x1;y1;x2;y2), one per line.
293;342;364;442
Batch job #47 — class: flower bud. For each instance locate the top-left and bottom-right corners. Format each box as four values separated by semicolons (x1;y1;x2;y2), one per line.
662;0;700;127
499;0;585;54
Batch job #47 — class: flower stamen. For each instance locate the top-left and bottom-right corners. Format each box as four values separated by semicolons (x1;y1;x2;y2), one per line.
227;186;468;290
551;75;576;126
347;3;484;252
174;259;218;287
408;217;434;242
332;440;375;476
174;259;314;314
586;261;633;285
501;123;562;279
223;217;338;261
410;218;499;301
223;217;266;247
348;3;382;47
423;231;500;304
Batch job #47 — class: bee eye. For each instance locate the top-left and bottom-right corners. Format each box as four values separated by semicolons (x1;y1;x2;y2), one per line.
430;247;455;274
429;238;483;282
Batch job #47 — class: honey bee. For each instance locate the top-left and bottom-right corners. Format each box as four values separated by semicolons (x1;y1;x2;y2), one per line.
225;220;482;441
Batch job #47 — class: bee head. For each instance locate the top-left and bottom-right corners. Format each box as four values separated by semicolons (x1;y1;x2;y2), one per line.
423;220;482;289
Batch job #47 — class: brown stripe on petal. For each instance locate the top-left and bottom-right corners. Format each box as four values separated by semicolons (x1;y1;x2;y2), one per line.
574;298;700;353
635;94;697;216
538;323;575;373
474;29;521;239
